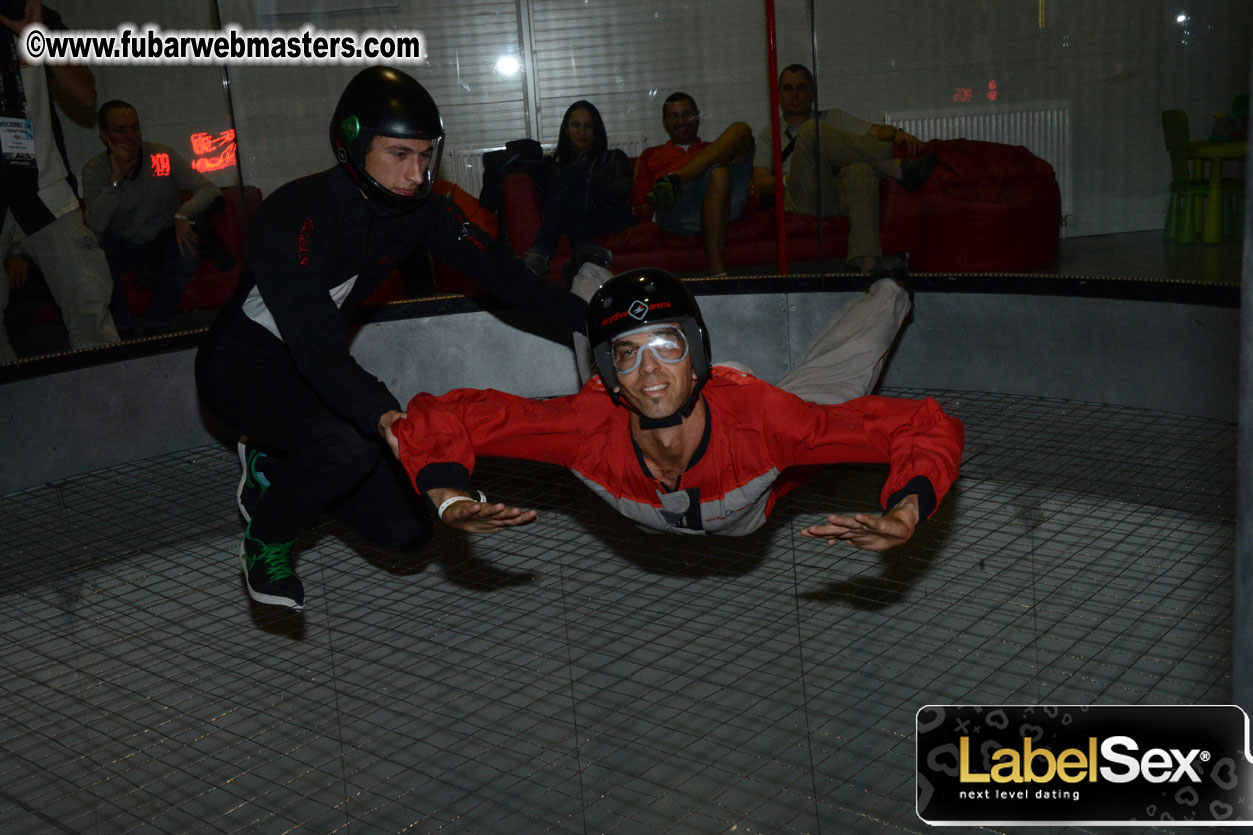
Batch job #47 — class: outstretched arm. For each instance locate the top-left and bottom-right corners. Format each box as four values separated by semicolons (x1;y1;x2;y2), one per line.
426;488;538;534
382;409;538;534
799;494;919;552
770;393;963;523
416;195;587;334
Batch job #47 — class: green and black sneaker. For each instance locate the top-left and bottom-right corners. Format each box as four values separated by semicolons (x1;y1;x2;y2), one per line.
240;525;303;610
236;439;271;524
646;173;682;213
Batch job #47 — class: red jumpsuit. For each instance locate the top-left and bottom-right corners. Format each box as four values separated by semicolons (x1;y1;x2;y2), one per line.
393;366;964;536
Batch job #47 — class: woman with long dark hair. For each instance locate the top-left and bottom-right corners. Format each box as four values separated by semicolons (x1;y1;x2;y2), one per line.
523;100;634;275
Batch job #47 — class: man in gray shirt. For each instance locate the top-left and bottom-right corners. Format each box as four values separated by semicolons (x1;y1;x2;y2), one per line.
82;100;220;335
750;64;937;275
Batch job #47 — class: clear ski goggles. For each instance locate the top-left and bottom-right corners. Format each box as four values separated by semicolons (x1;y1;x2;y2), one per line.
611;325;690;374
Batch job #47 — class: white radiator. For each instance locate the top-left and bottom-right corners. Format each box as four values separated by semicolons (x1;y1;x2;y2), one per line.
613;137;646;160
882;101;1072;220
447;137;647;198
446;145;508;197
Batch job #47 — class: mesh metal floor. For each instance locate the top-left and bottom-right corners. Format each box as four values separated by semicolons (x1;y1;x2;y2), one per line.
0;389;1235;834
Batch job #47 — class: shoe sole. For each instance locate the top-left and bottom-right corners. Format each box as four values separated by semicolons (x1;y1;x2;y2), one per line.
236;440;252;524
240;542;304;611
902;154;939;194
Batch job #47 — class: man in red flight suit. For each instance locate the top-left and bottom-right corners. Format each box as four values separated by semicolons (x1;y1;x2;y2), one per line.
388;268;963;551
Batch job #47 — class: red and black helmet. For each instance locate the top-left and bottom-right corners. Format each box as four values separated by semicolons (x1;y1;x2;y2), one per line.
329;66;445;212
588;268;711;419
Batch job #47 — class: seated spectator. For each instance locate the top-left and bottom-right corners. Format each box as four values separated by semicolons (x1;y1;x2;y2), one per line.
751;64;938;275
522;100;633;278
82;100;222;336
631;93;755;276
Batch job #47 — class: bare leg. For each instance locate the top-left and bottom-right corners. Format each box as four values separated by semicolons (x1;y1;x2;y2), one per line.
701;166;732;274
673;122;754;183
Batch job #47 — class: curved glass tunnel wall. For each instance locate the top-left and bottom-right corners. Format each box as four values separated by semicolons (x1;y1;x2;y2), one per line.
0;284;1240;494
0;0;1248;721
0;284;1241;831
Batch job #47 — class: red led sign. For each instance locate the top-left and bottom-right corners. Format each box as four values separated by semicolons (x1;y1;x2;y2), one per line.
150;152;171;177
953;81;999;104
190;129;238;173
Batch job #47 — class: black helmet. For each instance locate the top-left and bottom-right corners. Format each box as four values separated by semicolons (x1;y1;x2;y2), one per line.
330;66;445;212
588;268;711;421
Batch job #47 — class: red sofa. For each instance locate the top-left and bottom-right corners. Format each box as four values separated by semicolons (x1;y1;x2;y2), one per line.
26;185;261;329
120;183;484;314
110;184;262;319
110;180;489;317
499;138;1061;276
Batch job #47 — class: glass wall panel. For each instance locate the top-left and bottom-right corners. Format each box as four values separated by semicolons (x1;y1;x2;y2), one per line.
5;0;243;361
3;1;1249;375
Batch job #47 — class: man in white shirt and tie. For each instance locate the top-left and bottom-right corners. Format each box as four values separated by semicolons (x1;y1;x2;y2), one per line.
750;64;938;276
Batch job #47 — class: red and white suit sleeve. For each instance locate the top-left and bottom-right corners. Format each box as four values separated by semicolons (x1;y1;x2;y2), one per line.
763;391;964;518
391;387;591;495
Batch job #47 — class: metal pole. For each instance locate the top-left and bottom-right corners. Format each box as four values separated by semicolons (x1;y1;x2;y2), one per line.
764;0;787;275
211;0;245;190
808;0;824;268
516;0;542;141
1235;17;1253;714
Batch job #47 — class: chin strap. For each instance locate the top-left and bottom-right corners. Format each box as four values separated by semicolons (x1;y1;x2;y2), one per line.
342;161;426;214
636;412;684;430
634;389;705;430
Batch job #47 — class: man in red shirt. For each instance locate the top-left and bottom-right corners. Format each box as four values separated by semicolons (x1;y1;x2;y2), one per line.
631;93;755;276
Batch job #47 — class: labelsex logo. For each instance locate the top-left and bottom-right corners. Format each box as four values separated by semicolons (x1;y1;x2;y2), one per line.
960;735;1207;784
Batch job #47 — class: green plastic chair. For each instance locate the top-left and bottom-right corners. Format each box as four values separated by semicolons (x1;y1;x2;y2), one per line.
1161;110;1243;242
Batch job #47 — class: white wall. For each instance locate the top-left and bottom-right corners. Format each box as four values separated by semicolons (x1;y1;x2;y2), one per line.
46;0;1252;238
